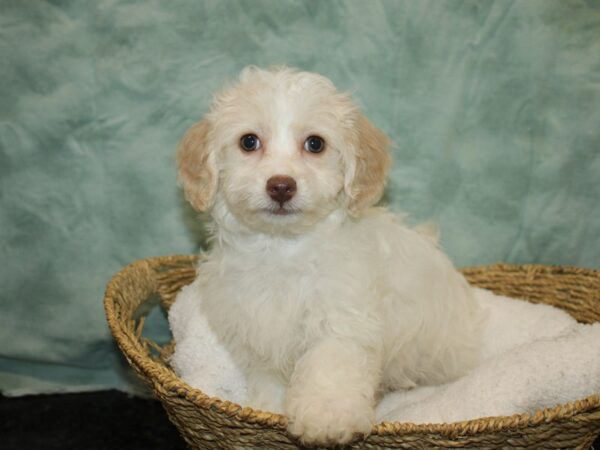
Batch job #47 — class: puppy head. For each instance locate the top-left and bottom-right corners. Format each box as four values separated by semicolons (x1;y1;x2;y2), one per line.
177;66;391;234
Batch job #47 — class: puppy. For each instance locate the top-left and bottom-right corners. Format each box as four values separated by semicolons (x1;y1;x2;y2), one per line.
176;66;483;445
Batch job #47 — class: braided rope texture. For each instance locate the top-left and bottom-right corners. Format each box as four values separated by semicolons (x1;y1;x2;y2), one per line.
104;255;600;449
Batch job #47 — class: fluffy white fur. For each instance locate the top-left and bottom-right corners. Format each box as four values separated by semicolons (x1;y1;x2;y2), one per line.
174;66;484;445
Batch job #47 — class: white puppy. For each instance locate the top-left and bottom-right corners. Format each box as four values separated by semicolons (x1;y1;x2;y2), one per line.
176;66;484;445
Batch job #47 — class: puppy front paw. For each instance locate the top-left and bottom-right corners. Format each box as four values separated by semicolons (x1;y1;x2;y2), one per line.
286;396;374;445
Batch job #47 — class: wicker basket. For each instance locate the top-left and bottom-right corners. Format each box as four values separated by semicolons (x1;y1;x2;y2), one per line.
104;255;600;449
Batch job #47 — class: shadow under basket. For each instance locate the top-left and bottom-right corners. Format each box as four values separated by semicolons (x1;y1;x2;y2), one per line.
104;255;600;449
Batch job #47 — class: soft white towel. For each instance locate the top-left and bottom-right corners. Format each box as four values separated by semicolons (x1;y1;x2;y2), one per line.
168;279;248;405
376;322;600;423
475;288;577;360
168;285;600;423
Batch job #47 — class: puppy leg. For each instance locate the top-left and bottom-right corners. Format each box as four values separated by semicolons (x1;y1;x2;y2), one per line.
246;367;287;414
285;338;380;445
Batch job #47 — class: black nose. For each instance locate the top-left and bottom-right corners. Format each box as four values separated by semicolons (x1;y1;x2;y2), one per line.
266;175;297;205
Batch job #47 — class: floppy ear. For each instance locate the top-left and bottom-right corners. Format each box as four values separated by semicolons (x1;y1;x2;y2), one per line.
345;114;392;215
176;120;218;212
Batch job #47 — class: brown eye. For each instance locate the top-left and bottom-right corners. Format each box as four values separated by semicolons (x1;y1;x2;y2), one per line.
240;134;261;151
304;135;325;153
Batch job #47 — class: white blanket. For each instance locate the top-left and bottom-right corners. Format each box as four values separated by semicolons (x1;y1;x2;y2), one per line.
168;283;600;423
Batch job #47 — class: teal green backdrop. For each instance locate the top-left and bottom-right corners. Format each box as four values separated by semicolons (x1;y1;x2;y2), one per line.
1;0;599;394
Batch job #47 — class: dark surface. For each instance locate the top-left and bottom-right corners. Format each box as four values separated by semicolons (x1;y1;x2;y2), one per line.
0;390;187;450
1;390;598;449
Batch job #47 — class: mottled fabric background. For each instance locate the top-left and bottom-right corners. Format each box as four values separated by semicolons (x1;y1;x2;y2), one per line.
1;0;598;394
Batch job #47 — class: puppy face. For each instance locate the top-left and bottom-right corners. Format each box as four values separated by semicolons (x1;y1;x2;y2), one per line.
178;67;391;235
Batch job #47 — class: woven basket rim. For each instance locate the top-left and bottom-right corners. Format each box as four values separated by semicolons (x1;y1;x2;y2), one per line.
104;254;600;438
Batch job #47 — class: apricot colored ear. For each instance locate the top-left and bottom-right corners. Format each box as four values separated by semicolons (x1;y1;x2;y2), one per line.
176;120;218;212
345;114;392;215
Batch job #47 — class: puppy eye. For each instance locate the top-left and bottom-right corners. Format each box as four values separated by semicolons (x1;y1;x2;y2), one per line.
240;134;261;152
304;136;325;154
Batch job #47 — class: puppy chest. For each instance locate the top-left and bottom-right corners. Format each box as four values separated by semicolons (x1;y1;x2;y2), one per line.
198;246;379;366
199;269;314;364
